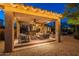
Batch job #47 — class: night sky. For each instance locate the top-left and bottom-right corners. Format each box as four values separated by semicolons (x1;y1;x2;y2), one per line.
25;3;66;14
0;3;67;26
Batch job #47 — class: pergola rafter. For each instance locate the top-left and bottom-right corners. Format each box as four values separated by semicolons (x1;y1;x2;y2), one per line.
0;3;63;20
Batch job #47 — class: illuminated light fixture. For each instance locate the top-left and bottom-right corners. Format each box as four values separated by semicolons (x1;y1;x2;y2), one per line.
55;13;58;16
27;7;32;11
47;12;51;15
12;5;18;8
35;9;40;13
22;6;29;10
50;11;53;15
52;13;56;16
41;10;45;14
24;7;27;10
45;10;48;14
34;8;42;13
23;6;30;11
33;8;38;12
10;3;14;5
22;5;25;8
10;3;18;8
29;6;35;12
24;7;30;10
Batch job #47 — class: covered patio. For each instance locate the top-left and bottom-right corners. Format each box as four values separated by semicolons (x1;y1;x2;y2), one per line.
0;3;63;52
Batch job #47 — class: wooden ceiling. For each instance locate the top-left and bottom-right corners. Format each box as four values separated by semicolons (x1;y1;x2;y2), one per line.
14;12;55;24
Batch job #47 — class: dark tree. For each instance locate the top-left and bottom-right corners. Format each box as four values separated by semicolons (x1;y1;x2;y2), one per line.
64;3;79;39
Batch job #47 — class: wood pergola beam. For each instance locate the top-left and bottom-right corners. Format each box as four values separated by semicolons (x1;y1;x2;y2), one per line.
0;3;63;20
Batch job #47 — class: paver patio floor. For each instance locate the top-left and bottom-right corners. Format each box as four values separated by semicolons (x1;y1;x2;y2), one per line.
0;35;79;56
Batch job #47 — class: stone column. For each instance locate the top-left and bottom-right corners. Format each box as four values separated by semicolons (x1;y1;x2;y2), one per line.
5;11;14;52
55;19;61;42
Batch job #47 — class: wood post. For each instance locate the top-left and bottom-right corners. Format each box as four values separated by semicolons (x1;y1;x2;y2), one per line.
55;19;61;42
28;25;31;41
16;21;20;40
5;11;14;52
